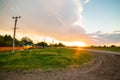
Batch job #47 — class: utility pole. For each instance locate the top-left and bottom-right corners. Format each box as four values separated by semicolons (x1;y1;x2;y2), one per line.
12;16;21;53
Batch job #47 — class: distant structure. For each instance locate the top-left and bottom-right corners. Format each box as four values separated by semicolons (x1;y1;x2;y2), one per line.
44;37;46;42
52;40;54;44
12;16;21;53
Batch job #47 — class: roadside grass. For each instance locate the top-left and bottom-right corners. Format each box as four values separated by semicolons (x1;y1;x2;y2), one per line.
86;47;120;52
0;47;93;71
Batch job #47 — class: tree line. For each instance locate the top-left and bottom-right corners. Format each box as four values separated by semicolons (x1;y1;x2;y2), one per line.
90;45;118;48
0;34;65;47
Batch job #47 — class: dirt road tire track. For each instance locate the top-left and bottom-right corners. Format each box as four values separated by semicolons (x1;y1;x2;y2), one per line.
0;52;120;80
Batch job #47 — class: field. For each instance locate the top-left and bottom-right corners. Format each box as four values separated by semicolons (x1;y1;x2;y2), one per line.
85;47;120;52
0;47;93;71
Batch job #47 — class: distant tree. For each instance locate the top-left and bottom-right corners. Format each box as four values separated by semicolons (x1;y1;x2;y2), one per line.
103;45;107;48
49;44;54;47
3;35;13;46
15;38;20;46
49;43;65;47
0;35;4;46
54;43;58;47
58;43;65;47
20;37;33;46
98;46;102;48
0;35;21;46
36;42;48;48
110;45;116;47
91;45;95;47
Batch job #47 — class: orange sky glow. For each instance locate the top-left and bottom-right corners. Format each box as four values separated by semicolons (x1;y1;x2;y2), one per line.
0;0;120;47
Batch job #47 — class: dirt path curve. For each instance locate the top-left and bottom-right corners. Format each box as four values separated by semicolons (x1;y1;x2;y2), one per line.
83;49;120;55
0;50;120;80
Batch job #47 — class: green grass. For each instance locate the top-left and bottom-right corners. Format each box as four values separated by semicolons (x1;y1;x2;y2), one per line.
86;47;120;52
0;47;93;71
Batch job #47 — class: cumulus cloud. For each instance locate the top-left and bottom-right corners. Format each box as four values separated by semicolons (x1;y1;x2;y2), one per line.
0;0;85;41
0;0;119;46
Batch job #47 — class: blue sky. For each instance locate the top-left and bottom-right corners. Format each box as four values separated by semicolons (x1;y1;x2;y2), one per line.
0;0;120;46
83;0;120;33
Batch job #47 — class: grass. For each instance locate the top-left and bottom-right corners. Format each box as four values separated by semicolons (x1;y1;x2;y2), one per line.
0;47;93;71
86;47;120;52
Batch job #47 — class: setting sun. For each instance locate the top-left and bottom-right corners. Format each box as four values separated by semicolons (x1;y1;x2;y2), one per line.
64;41;87;47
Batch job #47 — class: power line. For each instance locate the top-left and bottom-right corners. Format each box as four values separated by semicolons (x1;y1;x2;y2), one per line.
12;16;21;54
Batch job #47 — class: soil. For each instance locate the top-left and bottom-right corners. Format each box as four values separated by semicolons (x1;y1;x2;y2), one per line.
0;52;120;80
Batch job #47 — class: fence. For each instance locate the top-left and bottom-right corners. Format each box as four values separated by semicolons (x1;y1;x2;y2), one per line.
0;47;24;51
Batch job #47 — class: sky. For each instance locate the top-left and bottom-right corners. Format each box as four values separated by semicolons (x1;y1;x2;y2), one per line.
0;0;120;46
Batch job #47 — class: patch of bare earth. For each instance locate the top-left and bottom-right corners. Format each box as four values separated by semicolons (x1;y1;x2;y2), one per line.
0;52;120;80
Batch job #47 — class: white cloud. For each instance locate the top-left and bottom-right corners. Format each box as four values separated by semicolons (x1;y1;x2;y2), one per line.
0;0;86;41
1;0;120;46
9;0;84;40
83;0;90;4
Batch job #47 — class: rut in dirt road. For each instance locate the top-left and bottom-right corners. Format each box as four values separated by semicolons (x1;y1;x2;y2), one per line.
0;53;120;80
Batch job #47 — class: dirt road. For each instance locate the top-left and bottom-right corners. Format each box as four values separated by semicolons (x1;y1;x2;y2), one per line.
0;50;120;80
83;49;120;55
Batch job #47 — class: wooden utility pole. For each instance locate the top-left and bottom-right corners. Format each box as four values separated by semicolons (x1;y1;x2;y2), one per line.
12;16;21;53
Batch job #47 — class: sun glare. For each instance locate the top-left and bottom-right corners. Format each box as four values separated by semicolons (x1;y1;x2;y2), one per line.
65;41;87;47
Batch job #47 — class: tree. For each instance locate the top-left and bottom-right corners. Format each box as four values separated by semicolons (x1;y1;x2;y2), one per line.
58;43;65;47
36;42;48;48
53;43;58;47
3;35;13;46
91;45;94;47
103;45;107;48
0;35;4;46
111;45;116;47
0;35;20;46
21;37;33;46
15;38;20;46
49;44;54;47
49;43;65;47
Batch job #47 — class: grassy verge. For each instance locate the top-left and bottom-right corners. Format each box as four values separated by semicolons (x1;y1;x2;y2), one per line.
86;47;120;52
0;47;93;71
